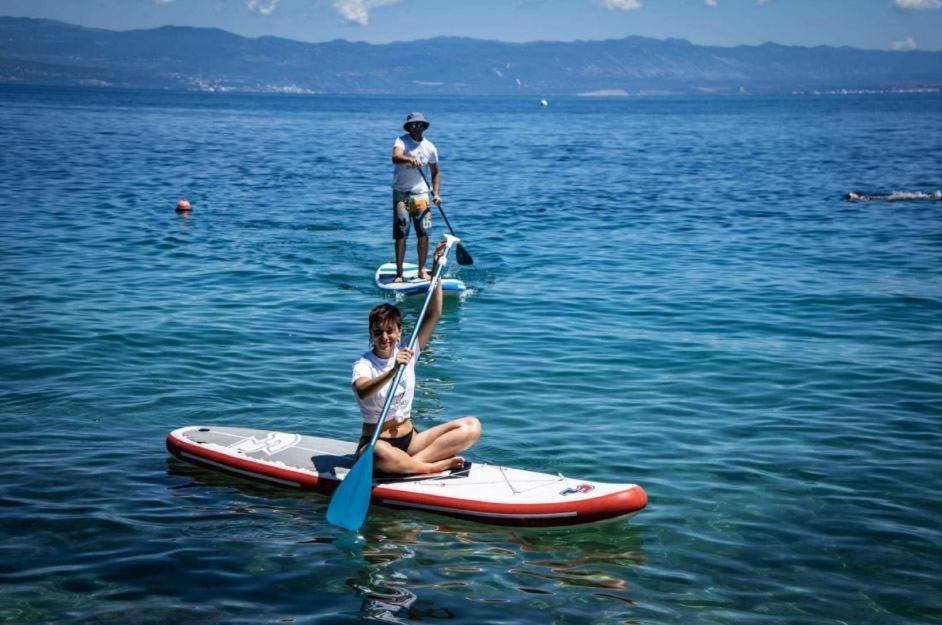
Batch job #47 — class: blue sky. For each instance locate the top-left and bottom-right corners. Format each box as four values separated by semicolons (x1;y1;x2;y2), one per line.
2;0;941;51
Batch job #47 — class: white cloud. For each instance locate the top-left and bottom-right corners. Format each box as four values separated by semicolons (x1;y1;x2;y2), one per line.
153;0;175;5
892;36;918;50
894;0;942;8
599;0;643;11
705;0;717;6
247;0;279;15
333;0;401;26
756;0;771;4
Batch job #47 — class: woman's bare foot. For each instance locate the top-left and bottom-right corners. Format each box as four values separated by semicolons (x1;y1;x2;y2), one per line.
424;456;464;474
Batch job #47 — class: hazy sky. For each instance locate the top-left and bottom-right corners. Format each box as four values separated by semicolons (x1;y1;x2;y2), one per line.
2;0;942;51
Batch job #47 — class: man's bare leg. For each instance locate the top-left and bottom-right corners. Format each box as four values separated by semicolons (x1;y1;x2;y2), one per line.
394;238;406;282
417;235;430;280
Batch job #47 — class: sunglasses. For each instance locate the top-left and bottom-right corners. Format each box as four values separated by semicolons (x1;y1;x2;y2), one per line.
407;123;426;129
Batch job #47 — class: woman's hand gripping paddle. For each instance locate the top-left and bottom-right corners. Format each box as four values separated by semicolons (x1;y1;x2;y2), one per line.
417;167;474;266
326;235;460;532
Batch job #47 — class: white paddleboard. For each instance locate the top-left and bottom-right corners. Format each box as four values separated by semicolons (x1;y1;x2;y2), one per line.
374;262;466;296
167;426;647;527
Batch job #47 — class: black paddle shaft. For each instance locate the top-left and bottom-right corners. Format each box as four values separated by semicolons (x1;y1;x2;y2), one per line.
417;167;473;265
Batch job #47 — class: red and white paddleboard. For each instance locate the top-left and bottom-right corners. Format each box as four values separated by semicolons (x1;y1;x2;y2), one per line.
167;426;647;527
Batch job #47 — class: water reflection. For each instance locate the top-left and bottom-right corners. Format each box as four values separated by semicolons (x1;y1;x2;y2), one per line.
168;456;646;623
345;516;646;622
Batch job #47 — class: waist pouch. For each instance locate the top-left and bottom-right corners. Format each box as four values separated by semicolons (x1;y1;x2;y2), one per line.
408;194;429;215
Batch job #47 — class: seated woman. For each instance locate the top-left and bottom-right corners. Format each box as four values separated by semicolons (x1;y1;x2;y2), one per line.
352;242;481;475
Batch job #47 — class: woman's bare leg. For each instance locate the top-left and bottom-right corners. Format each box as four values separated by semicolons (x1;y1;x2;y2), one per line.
372;440;464;475
408;417;481;464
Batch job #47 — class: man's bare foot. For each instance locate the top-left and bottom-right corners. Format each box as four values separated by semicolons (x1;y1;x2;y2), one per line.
393;275;405;283
418;269;431;281
425;456;465;474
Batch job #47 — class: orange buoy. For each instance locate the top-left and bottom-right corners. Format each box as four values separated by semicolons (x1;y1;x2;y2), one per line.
175;198;192;212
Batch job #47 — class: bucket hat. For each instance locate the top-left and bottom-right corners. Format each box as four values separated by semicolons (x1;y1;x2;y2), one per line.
403;112;430;131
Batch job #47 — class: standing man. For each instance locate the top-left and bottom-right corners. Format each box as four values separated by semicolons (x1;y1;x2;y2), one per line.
391;112;441;282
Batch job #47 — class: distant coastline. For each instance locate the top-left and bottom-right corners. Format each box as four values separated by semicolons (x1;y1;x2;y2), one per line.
1;17;941;96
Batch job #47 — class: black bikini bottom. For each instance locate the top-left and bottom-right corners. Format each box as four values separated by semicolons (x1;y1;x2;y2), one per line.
357;426;419;457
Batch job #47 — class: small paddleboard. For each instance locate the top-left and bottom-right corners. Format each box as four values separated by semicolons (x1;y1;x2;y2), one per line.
167;426;647;527
375;262;467;296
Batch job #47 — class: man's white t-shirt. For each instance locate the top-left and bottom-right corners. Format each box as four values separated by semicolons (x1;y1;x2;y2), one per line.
392;134;438;193
352;342;420;425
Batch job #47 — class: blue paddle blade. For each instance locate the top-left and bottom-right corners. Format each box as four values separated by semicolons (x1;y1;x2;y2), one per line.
326;449;374;531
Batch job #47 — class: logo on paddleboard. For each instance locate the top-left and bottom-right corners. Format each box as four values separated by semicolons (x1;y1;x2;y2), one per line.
559;483;595;496
231;432;300;456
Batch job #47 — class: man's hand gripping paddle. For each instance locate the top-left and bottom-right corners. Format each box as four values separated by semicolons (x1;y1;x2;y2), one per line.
326;235;460;532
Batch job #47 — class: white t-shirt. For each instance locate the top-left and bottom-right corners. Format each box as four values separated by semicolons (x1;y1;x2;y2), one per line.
351;341;420;425
392;134;439;193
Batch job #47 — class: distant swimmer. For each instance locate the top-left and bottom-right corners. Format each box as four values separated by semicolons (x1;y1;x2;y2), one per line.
846;191;942;202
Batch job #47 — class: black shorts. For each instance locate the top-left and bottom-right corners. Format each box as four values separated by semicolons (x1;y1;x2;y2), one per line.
393;191;432;240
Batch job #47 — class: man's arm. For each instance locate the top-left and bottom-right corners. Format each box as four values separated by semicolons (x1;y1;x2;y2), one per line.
392;145;422;167
429;162;441;204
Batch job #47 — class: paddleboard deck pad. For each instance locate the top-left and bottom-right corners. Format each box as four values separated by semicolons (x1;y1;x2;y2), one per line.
375;262;467;296
167;426;647;527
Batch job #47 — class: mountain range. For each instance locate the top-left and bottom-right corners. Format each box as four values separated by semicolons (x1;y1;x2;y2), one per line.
1;17;940;96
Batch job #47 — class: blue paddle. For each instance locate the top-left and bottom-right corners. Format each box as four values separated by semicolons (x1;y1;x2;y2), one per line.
326;235;460;532
417;167;473;266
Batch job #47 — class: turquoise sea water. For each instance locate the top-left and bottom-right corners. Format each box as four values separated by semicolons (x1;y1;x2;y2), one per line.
1;87;941;624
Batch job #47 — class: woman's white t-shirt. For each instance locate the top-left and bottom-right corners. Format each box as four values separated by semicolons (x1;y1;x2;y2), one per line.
352;342;419;425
